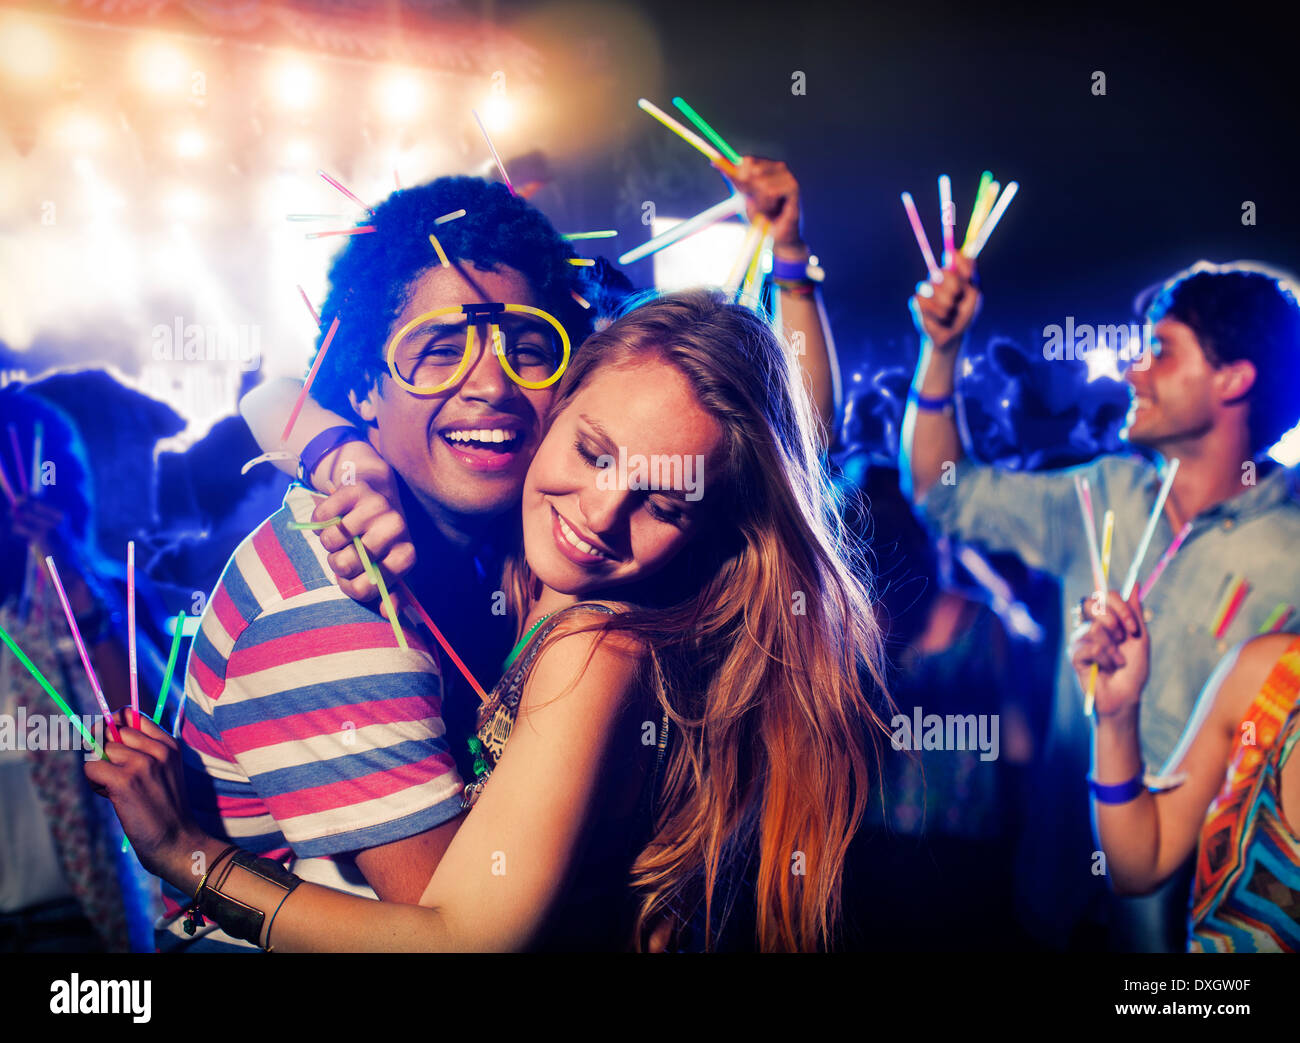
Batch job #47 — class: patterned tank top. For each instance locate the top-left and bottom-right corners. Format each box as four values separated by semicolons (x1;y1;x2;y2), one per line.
1189;637;1300;952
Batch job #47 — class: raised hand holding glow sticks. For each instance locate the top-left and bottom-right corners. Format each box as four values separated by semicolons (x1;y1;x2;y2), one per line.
965;181;1019;259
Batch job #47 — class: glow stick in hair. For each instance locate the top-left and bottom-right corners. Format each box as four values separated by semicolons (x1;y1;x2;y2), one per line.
127;541;139;729
472;109;516;196
636;99;739;175
938;175;955;262
154;611;186;724
671;97;744;167
0;622;104;759
1073;474;1105;594
1138;522;1192;601
618;195;747;265
900;192;940;280
1119;458;1180;599
318;170;374;215
7;425;28;493
434;209;467;225
965;181;1019;259
297;285;321;327
1083;509;1116;718
428;233;452;268
563;230;618;240
305;226;375;240
961;171;993;252
281;315;341;445
45;556;121;744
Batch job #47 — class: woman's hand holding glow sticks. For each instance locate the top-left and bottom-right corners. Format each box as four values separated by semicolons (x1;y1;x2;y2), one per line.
909;252;981;354
1070;589;1149;719
85;709;213;891
311;480;416;615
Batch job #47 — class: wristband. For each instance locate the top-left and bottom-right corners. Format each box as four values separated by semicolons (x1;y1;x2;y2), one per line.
1088;769;1146;805
907;388;956;414
297;426;365;486
198;850;302;949
770;253;825;284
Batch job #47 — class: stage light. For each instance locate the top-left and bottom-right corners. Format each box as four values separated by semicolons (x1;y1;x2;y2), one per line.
376;70;424;122
52;109;106;150
281;137;314;165
479;94;514;132
175;128;206;158
164;188;204;222
134;38;189;96
271;60;316;110
650;215;748;292
0;17;56;82
1269;420;1300;467
1085;334;1122;383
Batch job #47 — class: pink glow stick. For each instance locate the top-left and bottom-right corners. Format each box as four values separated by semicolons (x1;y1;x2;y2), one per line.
305;226;375;240
938;174;955;262
296;285;321;328
400;583;488;701
127;541;139;729
7;425;28;494
318;170;374;215
0;454;15;506
472;110;516;196
901;192;940;280
1138;522;1193;601
45;556;121;743
1073;474;1105;593
281;315;341;445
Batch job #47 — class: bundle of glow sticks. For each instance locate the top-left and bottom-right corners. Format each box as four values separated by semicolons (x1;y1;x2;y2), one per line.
901;171;1020;278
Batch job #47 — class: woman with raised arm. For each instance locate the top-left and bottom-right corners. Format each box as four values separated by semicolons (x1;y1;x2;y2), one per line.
89;290;891;952
1072;589;1300;952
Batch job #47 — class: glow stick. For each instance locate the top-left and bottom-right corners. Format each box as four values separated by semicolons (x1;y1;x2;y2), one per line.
434;209;467;225
241;451;296;475
1212;578;1250;639
281;315;341;445
571;291;592;310
306;226;375;240
0;454;15;506
568;258;595;267
618;195;746;265
1138;522;1193;600
563;230;618;240
636;99;739;175
965;181;1019;259
285;214;342;222
44;556;121;744
725;219;767;293
7;425;28;493
939;174;955;262
28;422;41;497
154;611;186;724
1119;458;1180;599
428;233;451;268
171;697;187;739
740;223;771;302
318;170;374;215
900;192;940;280
472;109;515;196
287;516;342;531
671;97;744;166
1072;475;1105;592
0;621;103;759
353;538;408;651
400;583;488;701
297;285;320;327
1259;603;1295;634
1083;509;1116;718
963;177;999;252
961;171;993;251
127;541;139;729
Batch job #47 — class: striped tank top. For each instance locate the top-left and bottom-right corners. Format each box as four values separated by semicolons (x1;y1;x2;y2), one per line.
1189;637;1300;952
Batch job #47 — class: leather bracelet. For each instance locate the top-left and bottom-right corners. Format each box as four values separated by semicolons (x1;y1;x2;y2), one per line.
907;388;956;414
198;851;302;949
297;426;365;486
1088;769;1146;805
182;844;239;936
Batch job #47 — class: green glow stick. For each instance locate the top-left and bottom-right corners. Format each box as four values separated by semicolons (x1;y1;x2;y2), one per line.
671;97;743;167
0;621;103;758
353;537;409;651
153;611;187;724
563;230;618;240
288;516;342;530
961;170;993;251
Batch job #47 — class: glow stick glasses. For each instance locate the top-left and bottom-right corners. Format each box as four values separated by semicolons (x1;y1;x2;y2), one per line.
1119;458;1180;600
386;303;572;395
671;97;744;167
900;192;940;280
618;195;747;265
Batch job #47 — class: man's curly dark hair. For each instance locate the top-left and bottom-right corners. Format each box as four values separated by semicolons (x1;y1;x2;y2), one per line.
1141;262;1300;457
307;177;595;419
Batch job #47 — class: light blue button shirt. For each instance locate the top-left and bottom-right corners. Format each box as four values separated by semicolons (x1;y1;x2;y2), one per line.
919;453;1300;767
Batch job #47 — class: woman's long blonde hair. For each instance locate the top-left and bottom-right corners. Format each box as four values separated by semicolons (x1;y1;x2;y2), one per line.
504;289;892;951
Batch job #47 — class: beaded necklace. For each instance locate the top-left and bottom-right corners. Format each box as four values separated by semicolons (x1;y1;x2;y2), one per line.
466;611;554;782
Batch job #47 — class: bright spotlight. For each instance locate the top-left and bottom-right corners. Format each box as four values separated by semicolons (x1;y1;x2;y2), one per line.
0;18;56;82
134;39;189;95
376;70;424;122
281;138;314;165
165;188;204;222
272;60;316;110
52;109;106;150
175;128;206;158
479;94;514;132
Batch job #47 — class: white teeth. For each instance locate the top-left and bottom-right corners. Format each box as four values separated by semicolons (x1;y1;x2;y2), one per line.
445;428;518;444
557;514;607;559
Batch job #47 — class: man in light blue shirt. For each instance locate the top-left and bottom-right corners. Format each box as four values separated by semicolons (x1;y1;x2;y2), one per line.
900;259;1300;950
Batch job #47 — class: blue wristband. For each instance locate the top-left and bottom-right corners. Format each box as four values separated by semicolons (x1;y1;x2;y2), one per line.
907;388;956;413
1088;769;1147;805
297;425;365;486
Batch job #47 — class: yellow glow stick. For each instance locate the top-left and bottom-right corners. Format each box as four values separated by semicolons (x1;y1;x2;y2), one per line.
724;219;767;293
353;537;408;651
428;233;451;268
961;172;994;251
637;99;739;175
1084;509;1116;717
962;178;1000;252
965;181;1019;259
740;223;771;302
